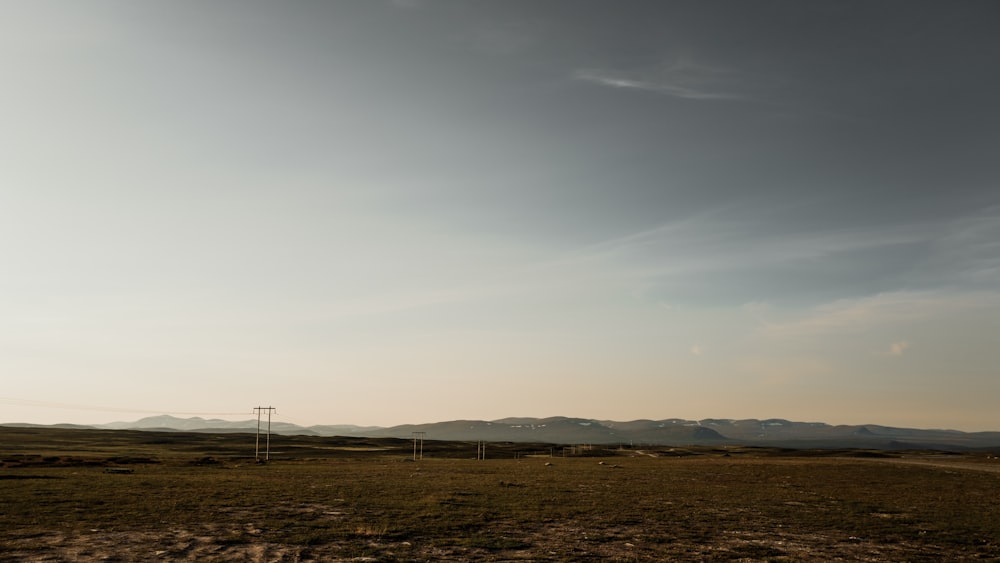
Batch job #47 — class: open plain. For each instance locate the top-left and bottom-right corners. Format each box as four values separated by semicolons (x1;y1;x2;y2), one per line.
2;427;999;561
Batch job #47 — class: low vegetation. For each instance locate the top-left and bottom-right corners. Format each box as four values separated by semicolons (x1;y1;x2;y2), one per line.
2;427;998;561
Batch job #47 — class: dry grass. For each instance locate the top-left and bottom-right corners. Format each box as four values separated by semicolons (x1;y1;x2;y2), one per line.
2;427;999;561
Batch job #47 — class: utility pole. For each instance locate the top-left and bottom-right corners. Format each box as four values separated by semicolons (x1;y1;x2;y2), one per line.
253;406;276;462
412;431;425;461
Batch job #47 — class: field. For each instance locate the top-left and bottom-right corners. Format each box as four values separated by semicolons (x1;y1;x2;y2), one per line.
2;427;999;561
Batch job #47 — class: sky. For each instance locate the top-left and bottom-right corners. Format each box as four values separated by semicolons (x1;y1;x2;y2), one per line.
2;1;998;431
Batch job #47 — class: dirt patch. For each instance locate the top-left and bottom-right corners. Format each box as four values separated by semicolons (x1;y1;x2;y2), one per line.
4;529;312;562
1;524;965;562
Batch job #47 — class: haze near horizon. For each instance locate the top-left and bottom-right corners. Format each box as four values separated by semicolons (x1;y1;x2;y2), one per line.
2;1;998;432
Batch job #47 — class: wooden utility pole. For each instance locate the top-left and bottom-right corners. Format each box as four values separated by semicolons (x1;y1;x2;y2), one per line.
412;431;425;461
253;406;276;462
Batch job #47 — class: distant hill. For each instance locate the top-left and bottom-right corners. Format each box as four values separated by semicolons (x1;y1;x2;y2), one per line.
365;417;1000;449
365;417;727;445
4;415;999;450
97;415;380;437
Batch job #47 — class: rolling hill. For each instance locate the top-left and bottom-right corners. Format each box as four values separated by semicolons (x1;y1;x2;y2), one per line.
5;415;1000;449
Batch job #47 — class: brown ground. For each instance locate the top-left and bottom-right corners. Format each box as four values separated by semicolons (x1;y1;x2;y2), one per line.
2;428;998;561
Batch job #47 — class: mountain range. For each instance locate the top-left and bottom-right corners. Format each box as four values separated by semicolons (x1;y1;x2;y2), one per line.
5;415;1000;450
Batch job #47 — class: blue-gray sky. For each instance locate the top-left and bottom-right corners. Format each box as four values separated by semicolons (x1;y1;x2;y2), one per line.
2;1;998;430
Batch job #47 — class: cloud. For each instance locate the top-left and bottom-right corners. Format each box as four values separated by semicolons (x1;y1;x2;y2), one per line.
573;208;930;268
888;341;910;356
574;70;653;90
763;292;928;336
573;60;747;101
574;68;742;100
919;206;1000;286
690;345;704;356
546;204;1000;310
758;290;1000;338
556;211;933;294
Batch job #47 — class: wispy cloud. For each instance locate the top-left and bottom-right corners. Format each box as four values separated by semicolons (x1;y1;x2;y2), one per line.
919;206;1000;286
574;60;747;101
536;204;1000;316
330;207;999;326
764;292;927;336
558;211;932;284
758;291;1000;338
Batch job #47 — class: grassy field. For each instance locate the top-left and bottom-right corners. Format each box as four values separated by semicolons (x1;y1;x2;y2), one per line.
2;427;999;561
